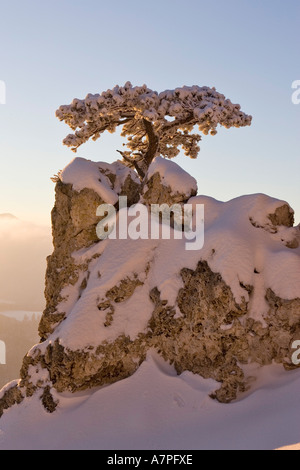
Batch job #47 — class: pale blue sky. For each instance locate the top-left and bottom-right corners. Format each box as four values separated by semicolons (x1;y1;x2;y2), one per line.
0;0;299;225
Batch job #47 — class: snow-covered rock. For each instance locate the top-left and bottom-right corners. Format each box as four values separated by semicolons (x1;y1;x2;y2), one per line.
141;156;198;205
59;156;141;205
0;157;299;421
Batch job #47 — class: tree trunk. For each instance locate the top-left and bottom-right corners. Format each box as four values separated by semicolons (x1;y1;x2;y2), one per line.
143;119;159;168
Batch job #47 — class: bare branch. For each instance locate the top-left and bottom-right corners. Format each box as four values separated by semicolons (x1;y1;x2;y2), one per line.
116;150;145;179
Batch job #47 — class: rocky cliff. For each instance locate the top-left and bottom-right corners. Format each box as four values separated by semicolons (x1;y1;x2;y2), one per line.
1;156;300;416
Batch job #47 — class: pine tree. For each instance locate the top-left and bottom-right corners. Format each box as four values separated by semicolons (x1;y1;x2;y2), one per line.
56;82;251;178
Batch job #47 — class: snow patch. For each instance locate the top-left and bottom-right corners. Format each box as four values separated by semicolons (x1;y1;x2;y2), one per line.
147;156;198;197
59;157;139;205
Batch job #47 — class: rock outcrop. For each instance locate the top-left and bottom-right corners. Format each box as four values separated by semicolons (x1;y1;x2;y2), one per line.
141;156;197;206
1;156;300;417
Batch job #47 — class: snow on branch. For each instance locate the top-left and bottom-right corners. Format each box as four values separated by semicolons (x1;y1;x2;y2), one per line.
56;82;252;175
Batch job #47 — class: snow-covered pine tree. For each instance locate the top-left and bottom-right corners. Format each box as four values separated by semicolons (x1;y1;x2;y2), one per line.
56;82;252;178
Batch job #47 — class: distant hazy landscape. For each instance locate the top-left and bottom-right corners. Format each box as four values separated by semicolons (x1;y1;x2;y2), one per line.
0;312;41;389
0;213;51;387
0;213;52;312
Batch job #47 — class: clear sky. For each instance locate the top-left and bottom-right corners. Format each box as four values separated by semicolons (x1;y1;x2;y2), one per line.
0;0;299;225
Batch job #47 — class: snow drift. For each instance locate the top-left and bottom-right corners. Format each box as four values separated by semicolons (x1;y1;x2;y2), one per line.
0;352;300;450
